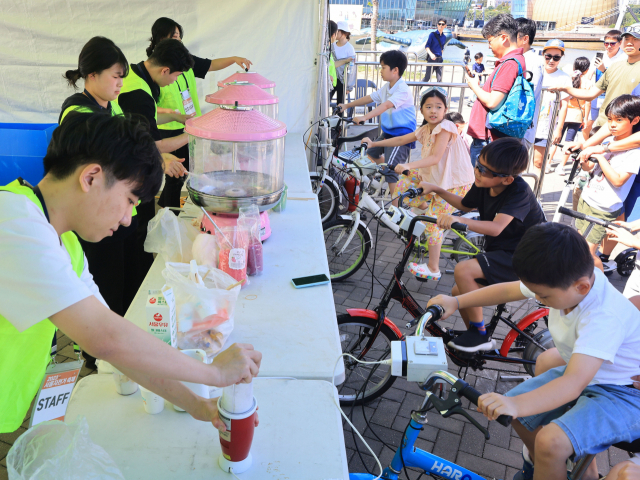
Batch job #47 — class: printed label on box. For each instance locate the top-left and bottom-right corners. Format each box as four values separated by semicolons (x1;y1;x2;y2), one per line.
147;287;177;347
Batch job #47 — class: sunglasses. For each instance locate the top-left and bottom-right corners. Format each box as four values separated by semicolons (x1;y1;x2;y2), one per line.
544;54;562;62
475;162;510;178
604;42;618;46
438;22;446;26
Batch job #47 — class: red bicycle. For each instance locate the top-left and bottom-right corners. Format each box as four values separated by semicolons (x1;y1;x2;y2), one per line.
337;189;553;405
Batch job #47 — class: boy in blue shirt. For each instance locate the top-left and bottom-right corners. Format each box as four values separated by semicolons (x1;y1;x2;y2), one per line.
339;50;416;205
472;52;485;75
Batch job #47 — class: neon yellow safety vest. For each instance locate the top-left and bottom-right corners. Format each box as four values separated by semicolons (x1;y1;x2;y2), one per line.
329;55;337;88
117;67;158;122
0;181;85;433
158;68;201;131
60;101;123;123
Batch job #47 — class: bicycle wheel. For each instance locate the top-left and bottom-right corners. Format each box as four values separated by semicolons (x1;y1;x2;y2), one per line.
337;314;401;406
324;218;371;282
452;233;485;263
522;329;555;377
617;250;637;277
310;173;340;225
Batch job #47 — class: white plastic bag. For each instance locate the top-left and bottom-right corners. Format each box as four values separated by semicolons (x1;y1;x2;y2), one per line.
162;261;241;357
7;417;125;480
144;207;199;263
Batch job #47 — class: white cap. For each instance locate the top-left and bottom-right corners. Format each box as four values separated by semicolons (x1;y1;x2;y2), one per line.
337;20;350;33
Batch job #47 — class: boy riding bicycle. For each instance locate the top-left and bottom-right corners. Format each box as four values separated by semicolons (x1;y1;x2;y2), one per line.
428;223;640;480
576;94;640;273
418;137;545;352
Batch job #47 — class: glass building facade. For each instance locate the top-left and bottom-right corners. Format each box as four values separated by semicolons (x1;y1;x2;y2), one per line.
329;0;472;30
511;0;535;19
532;0;619;29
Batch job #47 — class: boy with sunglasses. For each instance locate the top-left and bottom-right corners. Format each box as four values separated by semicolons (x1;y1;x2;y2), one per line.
418;137;546;352
533;39;571;172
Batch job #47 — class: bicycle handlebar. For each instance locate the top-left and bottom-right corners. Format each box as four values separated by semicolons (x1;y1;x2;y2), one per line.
558;207;632;232
457;383;513;427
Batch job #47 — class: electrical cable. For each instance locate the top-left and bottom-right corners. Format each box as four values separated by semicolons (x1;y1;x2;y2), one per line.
333;354;393;480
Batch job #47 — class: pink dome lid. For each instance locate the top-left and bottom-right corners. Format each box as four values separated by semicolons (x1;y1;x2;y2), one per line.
185;107;287;141
217;71;275;89
205;83;278;106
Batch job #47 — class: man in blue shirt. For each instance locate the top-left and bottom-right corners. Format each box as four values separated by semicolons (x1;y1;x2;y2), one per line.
422;19;447;82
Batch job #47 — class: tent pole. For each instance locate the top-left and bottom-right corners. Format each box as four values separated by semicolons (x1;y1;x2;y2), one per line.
309;0;330;171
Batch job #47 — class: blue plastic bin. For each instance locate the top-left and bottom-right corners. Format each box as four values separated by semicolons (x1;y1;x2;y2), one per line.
0;123;58;186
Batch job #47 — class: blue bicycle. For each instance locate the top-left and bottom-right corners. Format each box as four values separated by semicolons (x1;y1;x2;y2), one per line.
349;370;512;480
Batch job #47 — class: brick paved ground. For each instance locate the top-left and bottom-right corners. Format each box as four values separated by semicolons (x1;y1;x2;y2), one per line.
0;134;634;480
334;137;633;479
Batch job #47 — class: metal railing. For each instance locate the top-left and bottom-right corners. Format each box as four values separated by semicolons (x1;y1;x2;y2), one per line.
336;66;561;198
355;50;419;62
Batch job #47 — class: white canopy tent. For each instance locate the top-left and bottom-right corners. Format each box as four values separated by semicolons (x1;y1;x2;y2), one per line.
0;0;323;134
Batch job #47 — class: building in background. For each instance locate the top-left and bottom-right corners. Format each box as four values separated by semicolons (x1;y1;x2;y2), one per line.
531;0;619;30
511;0;535;19
329;0;472;31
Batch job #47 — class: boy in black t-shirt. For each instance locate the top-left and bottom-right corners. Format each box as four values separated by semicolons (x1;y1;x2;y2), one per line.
418;138;546;352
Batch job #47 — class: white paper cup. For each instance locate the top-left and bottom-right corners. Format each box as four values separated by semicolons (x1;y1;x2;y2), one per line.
140;386;165;414
173;348;209;412
220;382;254;414
112;369;138;396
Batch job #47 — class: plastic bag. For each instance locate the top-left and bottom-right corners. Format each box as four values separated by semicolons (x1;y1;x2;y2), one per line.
162;261;241;357
7;417;125;480
192;233;219;268
217;226;250;287
238;218;263;277
144;207;199;263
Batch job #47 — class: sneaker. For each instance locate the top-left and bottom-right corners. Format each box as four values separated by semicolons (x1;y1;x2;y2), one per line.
602;260;616;275
448;326;496;352
513;455;534;480
557;167;566;176
408;262;441;281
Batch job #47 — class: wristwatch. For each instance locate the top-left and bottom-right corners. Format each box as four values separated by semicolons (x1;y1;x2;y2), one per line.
604;144;611;154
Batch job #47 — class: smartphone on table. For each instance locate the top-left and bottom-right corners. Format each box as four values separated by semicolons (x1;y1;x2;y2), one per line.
291;274;330;289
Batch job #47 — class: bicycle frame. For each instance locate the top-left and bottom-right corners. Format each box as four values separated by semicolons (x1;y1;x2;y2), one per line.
345;217;549;369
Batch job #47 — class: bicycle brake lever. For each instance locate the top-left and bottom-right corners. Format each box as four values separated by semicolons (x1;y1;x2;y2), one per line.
443;406;490;440
426;391;490;440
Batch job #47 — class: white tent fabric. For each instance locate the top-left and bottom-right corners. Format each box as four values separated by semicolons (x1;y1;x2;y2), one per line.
0;0;319;133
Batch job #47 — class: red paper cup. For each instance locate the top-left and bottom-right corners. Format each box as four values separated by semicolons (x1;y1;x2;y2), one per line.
217;397;258;473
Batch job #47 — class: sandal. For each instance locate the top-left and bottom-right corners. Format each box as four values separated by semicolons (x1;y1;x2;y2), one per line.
408;262;441;281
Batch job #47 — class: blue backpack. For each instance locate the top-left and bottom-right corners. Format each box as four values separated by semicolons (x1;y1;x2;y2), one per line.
486;57;536;139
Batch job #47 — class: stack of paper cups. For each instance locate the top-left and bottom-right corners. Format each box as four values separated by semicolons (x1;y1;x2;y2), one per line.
217;382;257;474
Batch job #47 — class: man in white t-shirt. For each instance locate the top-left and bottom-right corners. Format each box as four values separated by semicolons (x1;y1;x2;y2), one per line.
427;222;640;480
516;18;544;153
0;112;261;433
534;39;572;171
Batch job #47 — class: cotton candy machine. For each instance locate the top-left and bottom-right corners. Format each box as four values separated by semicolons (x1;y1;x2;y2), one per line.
185;106;286;214
217;72;276;96
205;83;279;120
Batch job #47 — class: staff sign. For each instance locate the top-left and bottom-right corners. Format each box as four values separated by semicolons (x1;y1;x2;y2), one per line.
29;360;83;427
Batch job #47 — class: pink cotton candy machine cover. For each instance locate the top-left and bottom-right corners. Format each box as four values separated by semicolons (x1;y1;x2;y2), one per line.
217;72;275;89
205;83;278;106
185;107;287;142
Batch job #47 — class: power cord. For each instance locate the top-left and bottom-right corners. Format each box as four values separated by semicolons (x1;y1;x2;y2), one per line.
333;353;393;480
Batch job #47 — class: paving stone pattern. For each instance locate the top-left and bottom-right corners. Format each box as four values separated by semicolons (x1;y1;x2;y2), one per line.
0;139;634;480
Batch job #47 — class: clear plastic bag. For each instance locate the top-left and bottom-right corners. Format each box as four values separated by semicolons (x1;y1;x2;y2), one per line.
144;207;199;263
162;261;241;357
7;417;125;480
216;226;250;287
238;206;263;276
